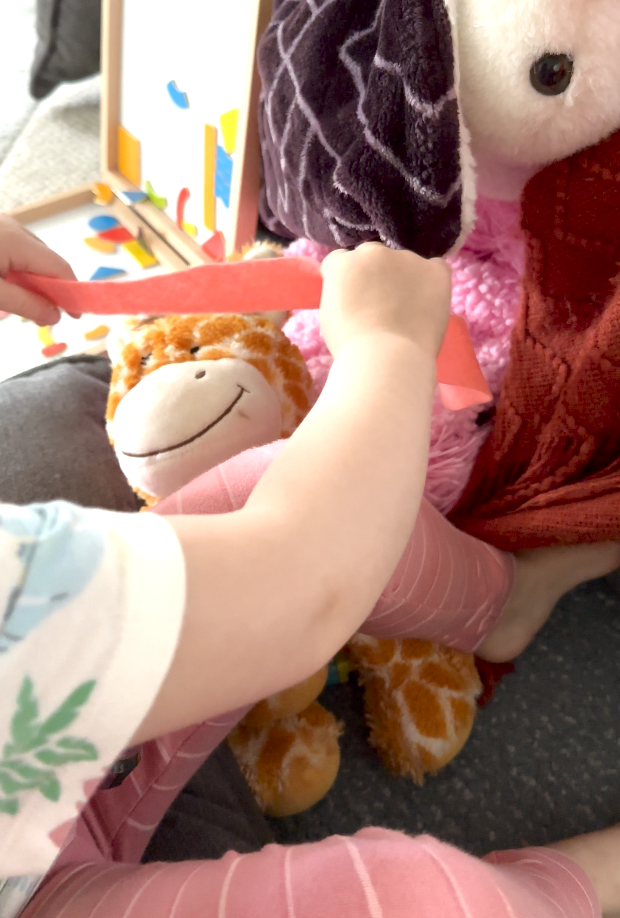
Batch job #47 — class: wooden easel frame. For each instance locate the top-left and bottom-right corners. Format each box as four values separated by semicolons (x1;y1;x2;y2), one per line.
99;0;273;265
11;0;273;271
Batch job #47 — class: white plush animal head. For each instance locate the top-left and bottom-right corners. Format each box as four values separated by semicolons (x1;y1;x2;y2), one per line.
454;0;620;199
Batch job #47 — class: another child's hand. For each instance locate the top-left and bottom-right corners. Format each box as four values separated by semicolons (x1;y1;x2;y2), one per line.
319;242;452;359
0;214;77;325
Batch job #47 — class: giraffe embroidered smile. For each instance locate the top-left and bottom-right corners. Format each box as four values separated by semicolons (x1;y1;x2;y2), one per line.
121;385;248;459
107;310;314;506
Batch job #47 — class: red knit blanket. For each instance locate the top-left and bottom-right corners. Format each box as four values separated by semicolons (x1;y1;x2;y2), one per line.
449;128;620;550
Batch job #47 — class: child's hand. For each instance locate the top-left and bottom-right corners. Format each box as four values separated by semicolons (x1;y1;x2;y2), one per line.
0;214;77;325
319;242;452;359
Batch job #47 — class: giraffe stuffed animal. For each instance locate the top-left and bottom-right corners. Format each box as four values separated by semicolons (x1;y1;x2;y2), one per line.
104;256;481;814
105;299;348;816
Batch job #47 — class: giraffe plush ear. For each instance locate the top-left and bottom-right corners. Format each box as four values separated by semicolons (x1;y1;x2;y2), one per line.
257;0;475;257
242;242;289;329
106;317;160;364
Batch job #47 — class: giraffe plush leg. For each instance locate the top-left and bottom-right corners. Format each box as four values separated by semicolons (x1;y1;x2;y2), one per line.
347;636;481;784
228;702;342;817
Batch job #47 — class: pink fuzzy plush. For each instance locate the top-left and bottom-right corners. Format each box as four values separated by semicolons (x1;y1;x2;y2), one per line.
283;197;524;513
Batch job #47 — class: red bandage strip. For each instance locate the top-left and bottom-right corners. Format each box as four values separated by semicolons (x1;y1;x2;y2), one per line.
8;258;491;410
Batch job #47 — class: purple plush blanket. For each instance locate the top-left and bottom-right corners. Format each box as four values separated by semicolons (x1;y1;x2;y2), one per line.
257;0;468;256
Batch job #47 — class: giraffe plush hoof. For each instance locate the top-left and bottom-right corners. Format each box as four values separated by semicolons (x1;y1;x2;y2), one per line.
241;665;329;728
347;636;482;784
228;701;342;817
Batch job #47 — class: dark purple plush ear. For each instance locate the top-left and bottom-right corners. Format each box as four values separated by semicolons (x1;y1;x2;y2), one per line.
257;0;475;257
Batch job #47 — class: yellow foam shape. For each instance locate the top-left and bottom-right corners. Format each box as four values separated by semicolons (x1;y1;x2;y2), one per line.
122;240;158;268
118;126;142;186
204;124;217;232
93;182;113;205
84;324;110;341
84;236;116;253
220;108;239;155
37;326;54;346
182;221;198;237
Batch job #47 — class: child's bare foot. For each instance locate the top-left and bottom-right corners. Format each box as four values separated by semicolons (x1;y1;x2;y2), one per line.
548;823;620;917
477;542;620;662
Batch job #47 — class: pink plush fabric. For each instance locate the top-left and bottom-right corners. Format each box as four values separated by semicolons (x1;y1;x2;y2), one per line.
283;198;525;514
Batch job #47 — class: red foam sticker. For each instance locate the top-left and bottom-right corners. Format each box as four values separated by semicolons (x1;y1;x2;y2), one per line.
176;187;190;229
8;257;492;410
41;342;67;358
201;231;226;263
98;226;135;243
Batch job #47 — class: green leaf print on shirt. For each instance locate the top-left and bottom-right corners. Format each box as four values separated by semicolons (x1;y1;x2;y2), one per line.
0;676;98;815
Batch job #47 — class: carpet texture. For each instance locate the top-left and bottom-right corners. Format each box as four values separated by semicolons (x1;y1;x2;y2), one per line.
0;76;100;212
0;0;38;168
266;580;620;855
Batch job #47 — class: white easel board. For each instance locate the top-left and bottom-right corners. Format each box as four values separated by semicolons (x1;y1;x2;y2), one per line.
103;0;273;258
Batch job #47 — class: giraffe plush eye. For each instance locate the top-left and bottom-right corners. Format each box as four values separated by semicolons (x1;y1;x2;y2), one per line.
140;354;151;366
190;346;201;355
530;53;574;96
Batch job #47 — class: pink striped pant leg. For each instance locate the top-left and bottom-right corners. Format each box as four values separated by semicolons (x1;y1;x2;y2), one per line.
363;497;516;652
22;829;599;918
50;708;251;871
154;444;516;654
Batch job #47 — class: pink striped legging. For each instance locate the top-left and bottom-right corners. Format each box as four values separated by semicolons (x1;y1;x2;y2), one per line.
22;445;599;918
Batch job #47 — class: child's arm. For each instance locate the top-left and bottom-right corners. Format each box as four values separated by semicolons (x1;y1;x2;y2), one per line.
0;214;77;324
133;244;451;742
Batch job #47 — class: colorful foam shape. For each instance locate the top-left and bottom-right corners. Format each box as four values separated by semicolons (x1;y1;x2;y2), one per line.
166;80;189;109
220;108;239;155
119;190;148;205
201;231;226;263
36;325;55;346
93;182;113;205
215;146;233;208
84;236;116;254
182;222;198;237
176;187;190;229
90;267;127;281
204;125;217;232
88;214;120;232
84;324;110;341
122;240;158;268
9;261;491;411
145;180;167;209
41;342;67;358
98;227;135;243
118;125;142;187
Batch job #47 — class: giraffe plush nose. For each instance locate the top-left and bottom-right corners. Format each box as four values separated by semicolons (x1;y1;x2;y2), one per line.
112;358;282;499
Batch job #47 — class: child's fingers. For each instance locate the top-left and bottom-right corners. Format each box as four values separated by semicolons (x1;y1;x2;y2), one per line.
0;277;61;326
13;235;77;282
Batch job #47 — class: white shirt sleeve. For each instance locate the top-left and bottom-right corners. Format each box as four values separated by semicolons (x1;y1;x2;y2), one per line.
0;502;186;887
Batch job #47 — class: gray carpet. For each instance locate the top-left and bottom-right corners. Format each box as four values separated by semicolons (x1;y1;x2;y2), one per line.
267;580;620;856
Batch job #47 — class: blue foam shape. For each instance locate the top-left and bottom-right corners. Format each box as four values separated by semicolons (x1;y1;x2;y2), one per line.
120;190;148;204
90;266;127;281
166;80;189;109
88;214;120;232
215;145;233;208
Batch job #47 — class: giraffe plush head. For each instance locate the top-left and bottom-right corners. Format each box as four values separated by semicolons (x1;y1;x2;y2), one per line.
106;312;313;502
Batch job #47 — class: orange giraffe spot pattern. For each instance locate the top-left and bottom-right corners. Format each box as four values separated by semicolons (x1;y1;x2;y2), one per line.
106;310;314;489
347;635;482;784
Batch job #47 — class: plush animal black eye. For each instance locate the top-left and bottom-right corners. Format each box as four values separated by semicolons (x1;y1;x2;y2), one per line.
140;354;151;366
190;346;200;355
530;53;574;96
